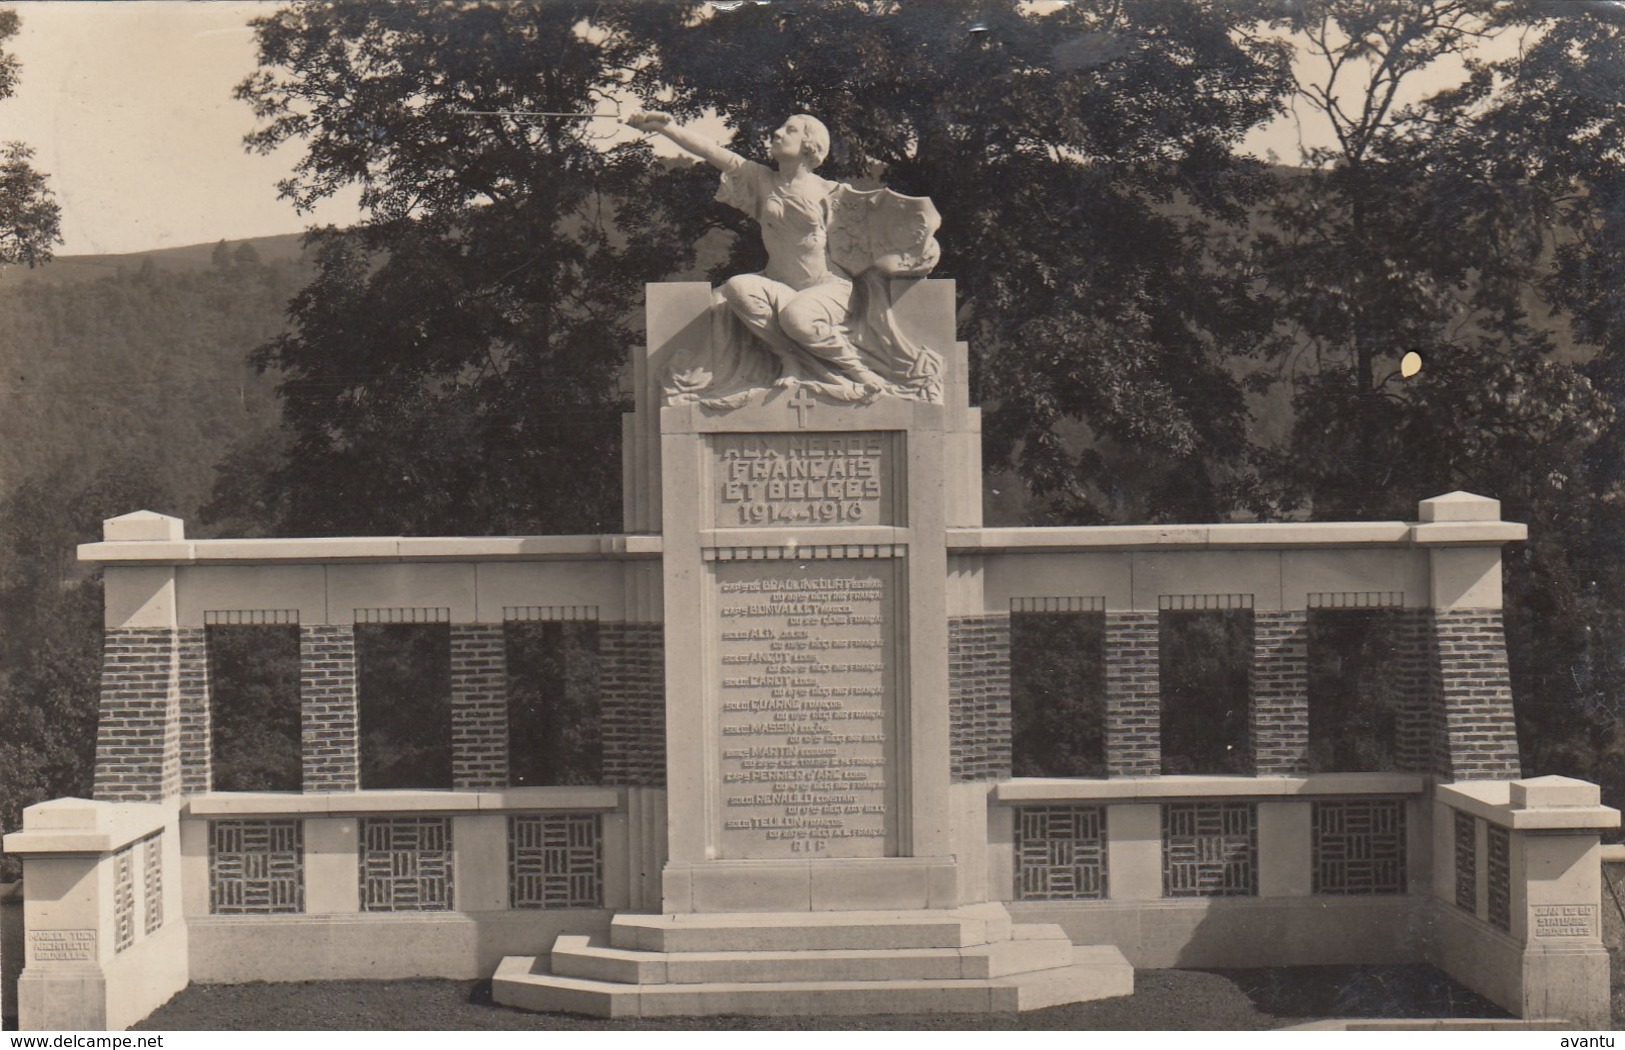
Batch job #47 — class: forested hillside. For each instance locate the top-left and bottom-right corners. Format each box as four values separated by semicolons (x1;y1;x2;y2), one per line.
0;240;308;848
0;238;304;531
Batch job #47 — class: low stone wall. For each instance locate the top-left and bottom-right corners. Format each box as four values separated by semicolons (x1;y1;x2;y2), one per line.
991;774;1426;968
188;911;613;983
992;773;1617;1026
5;802;188;1031
1013;895;1421;969
177;786;664;984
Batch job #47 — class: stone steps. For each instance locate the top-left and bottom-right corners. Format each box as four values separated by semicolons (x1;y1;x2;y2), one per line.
550;928;1076;984
491;905;1133;1019
494;947;1133;1019
608;902;1014;953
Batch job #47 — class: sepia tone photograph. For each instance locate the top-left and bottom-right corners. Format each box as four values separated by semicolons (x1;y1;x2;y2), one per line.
0;0;1622;1034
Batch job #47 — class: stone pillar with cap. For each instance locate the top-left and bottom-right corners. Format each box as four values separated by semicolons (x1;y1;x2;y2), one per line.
1431;774;1619;1026
90;512;191;803
1417;492;1524;781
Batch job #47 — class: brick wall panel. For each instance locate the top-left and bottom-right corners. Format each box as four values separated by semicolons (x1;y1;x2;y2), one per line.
1251;611;1309;775
176;627;211;795
94;628;181;802
599;623;665;787
1105;613;1160;776
949;615;1012;782
1388;610;1437;774
1434;610;1522;780
301;625;359;792
450;624;507;789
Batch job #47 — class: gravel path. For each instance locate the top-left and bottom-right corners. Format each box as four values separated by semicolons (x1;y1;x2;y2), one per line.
134;964;1510;1031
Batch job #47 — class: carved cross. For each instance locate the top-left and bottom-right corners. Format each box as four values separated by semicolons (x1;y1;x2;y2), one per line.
789;388;817;428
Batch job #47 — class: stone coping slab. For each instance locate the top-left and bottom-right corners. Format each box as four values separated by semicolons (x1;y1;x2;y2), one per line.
952;520;1524;553
4;798;172;854
1436;780;1621;831
992;773;1425;804
184;786;621;817
79;533;665;566
79;520;1526;567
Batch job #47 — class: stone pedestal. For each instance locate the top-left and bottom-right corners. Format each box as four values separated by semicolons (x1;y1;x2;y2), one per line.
653;280;979;911
3;798;187;1031
491;278;1129;1017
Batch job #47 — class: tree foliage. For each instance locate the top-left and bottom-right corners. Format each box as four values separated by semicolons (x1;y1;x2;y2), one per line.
0;460;175;868
230;1;705;535
0;250;304;527
1241;0;1625;796
0;9;60;271
632;0;1297;523
192;0;1625;814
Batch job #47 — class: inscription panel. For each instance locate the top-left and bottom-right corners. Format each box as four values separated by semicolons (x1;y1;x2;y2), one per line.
1533;903;1598;939
28;929;96;964
715;558;898;859
712;432;897;528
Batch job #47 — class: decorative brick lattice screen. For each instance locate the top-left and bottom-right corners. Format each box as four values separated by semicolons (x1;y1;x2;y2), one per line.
113;846;135;953
1311;801;1406;894
948;615;1012;781
210;820;304;914
1454;811;1477;913
1014;806;1107;901
1104;612;1160;775
599;624;666;787
359;818;453;912
142;831;164;935
510;814;603;908
1163;802;1257;897
1487;823;1511;931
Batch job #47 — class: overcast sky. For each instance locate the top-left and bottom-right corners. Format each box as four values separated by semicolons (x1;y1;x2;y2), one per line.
0;1;1504;258
3;1;363;256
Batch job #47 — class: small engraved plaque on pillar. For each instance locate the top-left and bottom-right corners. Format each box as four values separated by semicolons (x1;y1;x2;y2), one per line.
28;929;96;963
1532;903;1597;939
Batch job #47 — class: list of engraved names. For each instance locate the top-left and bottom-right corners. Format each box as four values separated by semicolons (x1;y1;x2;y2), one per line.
716;560;894;859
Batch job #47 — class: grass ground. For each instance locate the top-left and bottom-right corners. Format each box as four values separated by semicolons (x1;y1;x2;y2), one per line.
133;964;1511;1031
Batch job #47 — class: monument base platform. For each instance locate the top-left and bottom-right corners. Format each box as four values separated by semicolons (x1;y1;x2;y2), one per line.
490;904;1132;1019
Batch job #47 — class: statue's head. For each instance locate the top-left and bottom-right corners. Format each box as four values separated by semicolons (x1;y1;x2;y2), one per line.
770;114;830;168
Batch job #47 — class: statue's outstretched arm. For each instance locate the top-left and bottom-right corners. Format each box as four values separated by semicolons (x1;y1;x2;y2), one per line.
627;111;743;172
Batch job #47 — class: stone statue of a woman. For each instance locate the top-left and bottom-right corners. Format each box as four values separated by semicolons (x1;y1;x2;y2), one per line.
628;111;943;405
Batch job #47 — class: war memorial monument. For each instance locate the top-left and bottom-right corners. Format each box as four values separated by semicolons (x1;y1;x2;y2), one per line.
2;112;1617;1029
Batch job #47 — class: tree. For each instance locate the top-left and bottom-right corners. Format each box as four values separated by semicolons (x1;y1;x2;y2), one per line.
0;459;176;866
0;9;61;271
633;0;1296;523
224;1;703;536
1473;1;1625;796
220;0;1296;534
1251;0;1625;795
